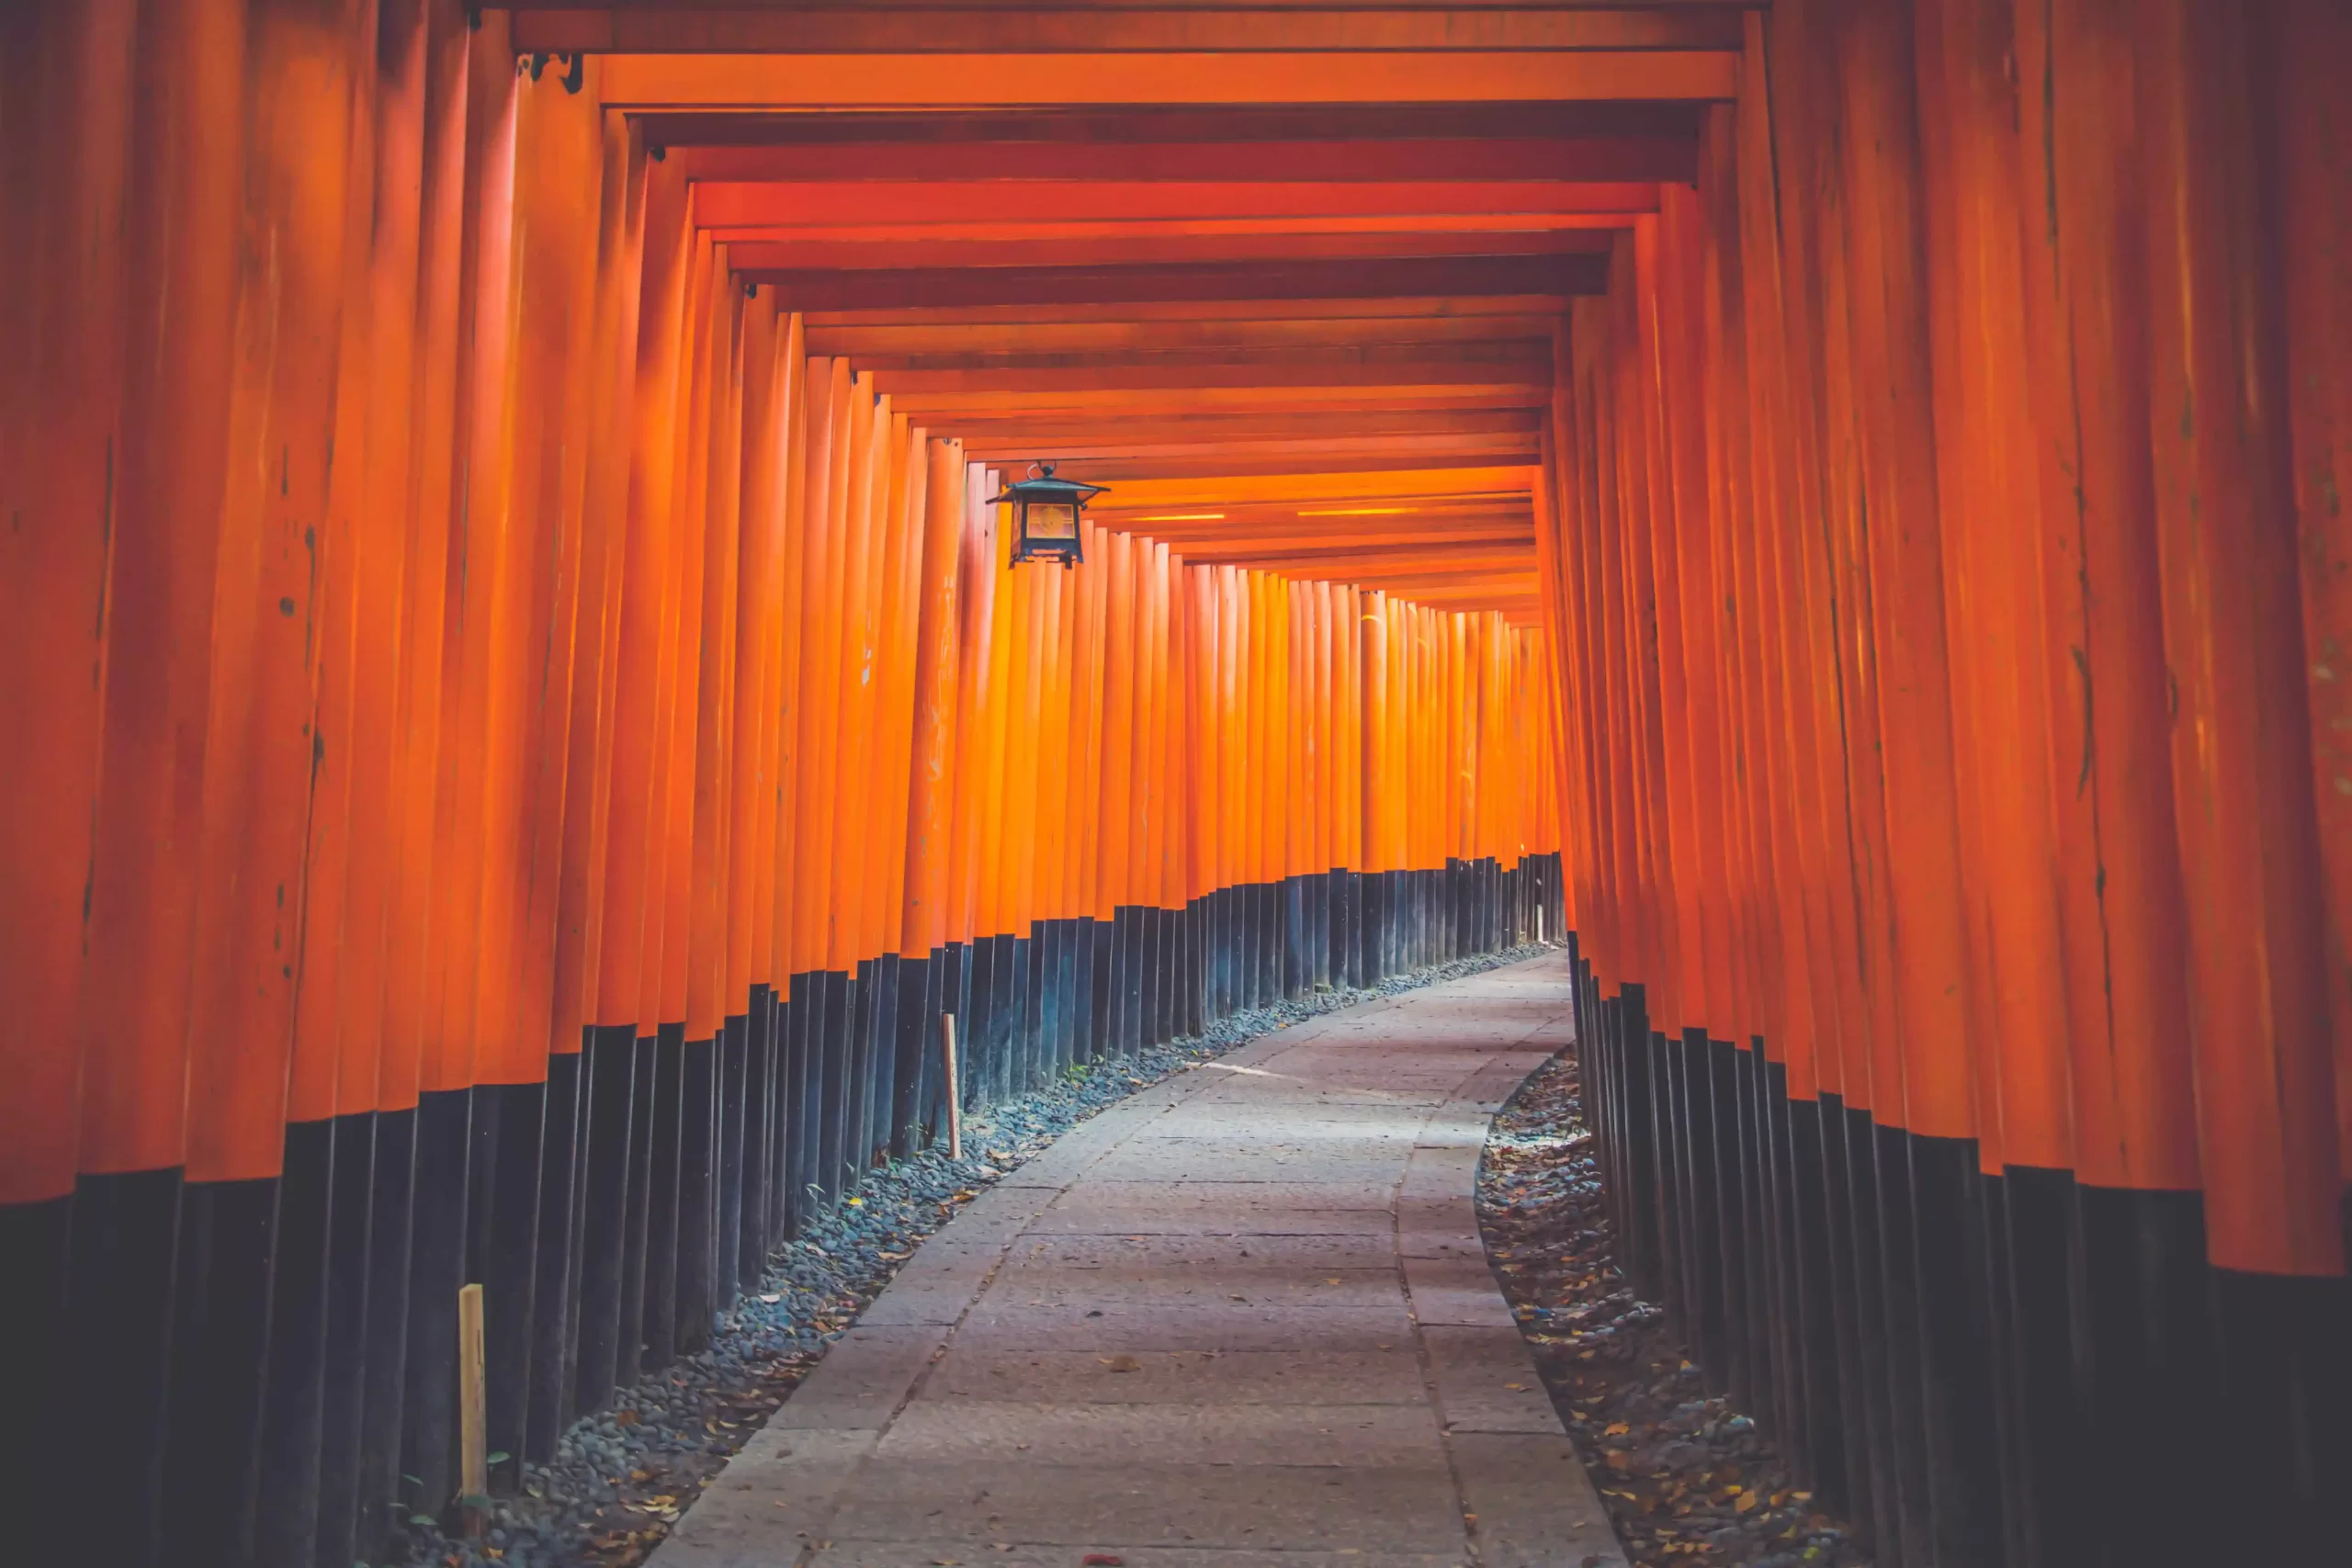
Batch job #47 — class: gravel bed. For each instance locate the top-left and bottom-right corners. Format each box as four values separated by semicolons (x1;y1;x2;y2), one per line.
388;941;1555;1568
1476;1047;1871;1568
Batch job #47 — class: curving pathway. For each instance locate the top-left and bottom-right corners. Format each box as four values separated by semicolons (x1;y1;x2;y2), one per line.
650;953;1625;1568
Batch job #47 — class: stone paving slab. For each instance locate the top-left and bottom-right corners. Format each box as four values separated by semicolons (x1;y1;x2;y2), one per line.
770;1327;950;1430
1403;1254;1521;1330
808;1546;1466;1568
650;953;1626;1568
1026;1196;1401;1237
874;1399;1448;1466
924;1347;1428;1406
1420;1325;1569;1436
825;1459;1464;1551
983;1259;1405;1310
999;1232;1400;1272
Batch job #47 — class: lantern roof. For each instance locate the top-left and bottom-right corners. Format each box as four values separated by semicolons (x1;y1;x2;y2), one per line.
987;463;1109;508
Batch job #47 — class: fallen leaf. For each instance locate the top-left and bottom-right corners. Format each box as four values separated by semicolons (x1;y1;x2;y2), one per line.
1503;1382;1526;1391
1084;1557;1125;1566
1099;1354;1144;1373
1736;1491;1760;1514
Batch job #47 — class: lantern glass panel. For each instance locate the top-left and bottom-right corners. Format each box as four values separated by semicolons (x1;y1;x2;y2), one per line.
1026;500;1079;540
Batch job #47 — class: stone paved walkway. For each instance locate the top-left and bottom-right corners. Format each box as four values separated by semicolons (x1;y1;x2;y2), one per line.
650;953;1625;1568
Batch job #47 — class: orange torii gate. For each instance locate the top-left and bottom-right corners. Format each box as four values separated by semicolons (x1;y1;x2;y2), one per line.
2;3;2347;1567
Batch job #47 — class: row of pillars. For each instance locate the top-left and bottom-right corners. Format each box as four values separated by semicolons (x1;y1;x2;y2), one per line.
1534;3;2349;1566
0;5;1566;1564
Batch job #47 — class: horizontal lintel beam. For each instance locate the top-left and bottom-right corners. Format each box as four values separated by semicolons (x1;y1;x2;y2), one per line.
597;51;1741;109
520;9;1743;57
695;179;1657;228
747;254;1608;310
672;136;1697;186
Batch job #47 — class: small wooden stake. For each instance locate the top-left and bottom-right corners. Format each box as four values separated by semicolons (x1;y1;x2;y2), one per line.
941;1012;963;1160
458;1281;488;1538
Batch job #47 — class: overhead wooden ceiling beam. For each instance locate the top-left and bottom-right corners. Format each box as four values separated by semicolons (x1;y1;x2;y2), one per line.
596;51;1740;109
867;354;1548;400
810;298;1570;327
518;8;1745;57
695;179;1657;227
738;230;1615;272
673;136;1696;184
1096;465;1536;507
806;314;1556;359
962;425;1536;455
721;215;1629;257
635;103;1703;150
1321;569;1541;593
1118;525;1535;550
743;254;1608;310
931;404;1545;434
1094;512;1533;542
1161;541;1537;569
1011;452;1535;483
893;386;1545;418
954;430;1537;464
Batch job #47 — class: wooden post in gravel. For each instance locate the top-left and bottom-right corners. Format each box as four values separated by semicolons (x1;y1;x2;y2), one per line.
458;1282;488;1538
942;1013;963;1160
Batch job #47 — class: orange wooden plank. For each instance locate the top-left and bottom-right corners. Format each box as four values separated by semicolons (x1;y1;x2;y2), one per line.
179;0;360;1176
673;136;1697;186
698;180;1658;229
595;50;1740;108
519;8;1743;56
804;313;1562;357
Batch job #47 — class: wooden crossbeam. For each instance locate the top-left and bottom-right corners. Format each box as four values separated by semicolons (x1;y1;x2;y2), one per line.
673;136;1697;185
1093;465;1537;506
804;313;1557;357
895;387;1544;418
1166;544;1538;571
736;230;1615;272
744;255;1609;310
866;351;1550;397
696;179;1658;228
597;51;1741;108
1012;452;1536;482
1130;526;1536;553
634;102;1705;151
944;411;1541;441
519;8;1745;57
956;431;1537;465
1095;513;1534;543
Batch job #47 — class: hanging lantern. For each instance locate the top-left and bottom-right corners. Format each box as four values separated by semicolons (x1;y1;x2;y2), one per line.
989;462;1107;569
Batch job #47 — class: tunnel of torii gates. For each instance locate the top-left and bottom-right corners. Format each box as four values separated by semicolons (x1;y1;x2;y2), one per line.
0;1;2348;1565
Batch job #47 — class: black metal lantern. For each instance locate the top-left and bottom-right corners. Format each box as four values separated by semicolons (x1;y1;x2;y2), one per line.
989;462;1107;569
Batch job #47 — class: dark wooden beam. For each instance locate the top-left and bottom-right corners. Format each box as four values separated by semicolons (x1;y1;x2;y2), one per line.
673;136;1696;184
633;102;1706;150
698;178;1657;228
594;51;1741;108
743;254;1609;310
519;8;1745;56
991;450;1537;482
721;230;1614;273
